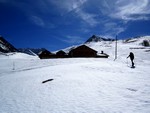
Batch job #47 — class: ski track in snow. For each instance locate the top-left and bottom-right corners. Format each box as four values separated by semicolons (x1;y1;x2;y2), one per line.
0;39;150;113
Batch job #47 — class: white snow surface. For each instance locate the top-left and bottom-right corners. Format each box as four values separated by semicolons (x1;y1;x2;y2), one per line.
0;37;150;113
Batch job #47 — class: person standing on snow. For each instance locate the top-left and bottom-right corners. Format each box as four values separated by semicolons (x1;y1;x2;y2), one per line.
127;52;135;67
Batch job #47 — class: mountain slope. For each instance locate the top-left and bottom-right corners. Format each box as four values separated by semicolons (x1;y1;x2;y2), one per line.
85;35;114;43
123;36;150;47
61;36;150;58
0;36;18;53
18;48;46;56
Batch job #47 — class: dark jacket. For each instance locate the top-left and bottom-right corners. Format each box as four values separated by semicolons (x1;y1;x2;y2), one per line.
127;52;134;60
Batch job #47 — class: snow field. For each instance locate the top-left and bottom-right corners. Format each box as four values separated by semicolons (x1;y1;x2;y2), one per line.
0;57;150;113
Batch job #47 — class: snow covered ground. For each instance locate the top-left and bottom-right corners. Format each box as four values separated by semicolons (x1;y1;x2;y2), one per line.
0;38;150;113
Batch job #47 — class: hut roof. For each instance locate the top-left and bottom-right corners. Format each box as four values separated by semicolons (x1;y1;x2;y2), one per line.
39;49;51;55
70;45;97;53
56;50;66;55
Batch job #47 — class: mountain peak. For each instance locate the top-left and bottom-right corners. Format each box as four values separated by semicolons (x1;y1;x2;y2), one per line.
85;35;114;43
0;36;18;53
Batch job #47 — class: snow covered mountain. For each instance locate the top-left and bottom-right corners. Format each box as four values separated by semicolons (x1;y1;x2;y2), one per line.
0;36;45;56
62;35;150;55
85;35;115;43
18;48;46;56
0;36;18;53
123;36;150;46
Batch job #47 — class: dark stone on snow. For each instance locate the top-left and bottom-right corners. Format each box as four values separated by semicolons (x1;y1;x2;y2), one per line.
42;79;54;84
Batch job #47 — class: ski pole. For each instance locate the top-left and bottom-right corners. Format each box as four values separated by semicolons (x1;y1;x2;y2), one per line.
126;58;128;66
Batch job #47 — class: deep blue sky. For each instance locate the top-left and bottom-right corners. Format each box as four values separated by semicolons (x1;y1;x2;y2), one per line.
0;0;150;51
